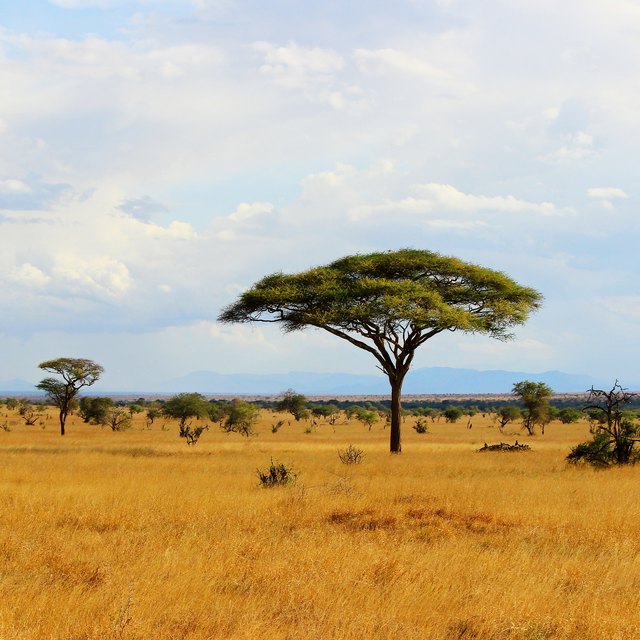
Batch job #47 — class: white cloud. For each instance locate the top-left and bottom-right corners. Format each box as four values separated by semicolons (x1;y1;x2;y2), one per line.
205;321;278;350
349;182;565;221
7;263;50;288
546;131;595;164
254;41;343;90
0;179;31;194
227;201;274;224
587;187;628;200
52;254;134;298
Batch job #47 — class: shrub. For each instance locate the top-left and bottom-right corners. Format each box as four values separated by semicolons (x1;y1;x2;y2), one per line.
412;418;429;434
338;444;365;465
558;407;583;424
180;424;209;446
271;419;285;433
257;458;297;487
567;381;639;466
444;407;464;423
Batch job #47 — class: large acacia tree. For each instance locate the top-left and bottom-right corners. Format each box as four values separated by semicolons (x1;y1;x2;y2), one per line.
37;358;104;436
219;249;542;453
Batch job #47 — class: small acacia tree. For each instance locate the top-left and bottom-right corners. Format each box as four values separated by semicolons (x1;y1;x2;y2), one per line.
496;405;521;433
37;358;104;436
512;381;552;435
219;249;541;453
162;393;209;443
222;399;259;437
276;389;309;421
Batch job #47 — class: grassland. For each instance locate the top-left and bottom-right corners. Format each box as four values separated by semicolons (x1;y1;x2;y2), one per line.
0;407;639;639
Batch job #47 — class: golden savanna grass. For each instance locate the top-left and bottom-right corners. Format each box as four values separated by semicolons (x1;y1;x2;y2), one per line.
1;407;640;639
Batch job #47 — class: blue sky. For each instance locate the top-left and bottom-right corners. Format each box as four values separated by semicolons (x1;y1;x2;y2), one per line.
0;0;638;390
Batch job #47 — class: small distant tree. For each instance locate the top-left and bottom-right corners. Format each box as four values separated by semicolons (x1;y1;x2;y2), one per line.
276;390;309;421
444;407;464;423
162;393;208;440
79;397;114;425
107;407;132;432
512;381;552;435
145;403;162;428
128;404;144;417
568;382;639;466
496;405;521;433
222;399;259;437
558;407;583;424
37;358;104;436
311;404;340;423
5;398;18;411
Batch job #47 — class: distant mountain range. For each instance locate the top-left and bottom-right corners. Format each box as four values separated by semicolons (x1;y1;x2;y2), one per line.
2;367;630;396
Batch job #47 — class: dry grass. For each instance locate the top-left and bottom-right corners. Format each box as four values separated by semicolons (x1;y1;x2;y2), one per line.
1;407;639;639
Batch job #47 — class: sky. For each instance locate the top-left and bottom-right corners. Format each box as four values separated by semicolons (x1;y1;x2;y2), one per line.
0;0;638;390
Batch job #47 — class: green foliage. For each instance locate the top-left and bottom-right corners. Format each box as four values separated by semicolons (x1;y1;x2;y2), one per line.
311;403;340;424
512;381;553;435
108;408;133;432
222;399;259;437
276;390;309;421
219;248;542;454
37;357;104;436
568;382;640;466
162;393;207;428
558;407;583;424
5;398;18;410
347;406;378;430
145;403;162;427
444;407;464;423
412;418;429;434
128;404;144;415
79;397;114;425
496;405;521;432
257;458;297;487
207;401;229;423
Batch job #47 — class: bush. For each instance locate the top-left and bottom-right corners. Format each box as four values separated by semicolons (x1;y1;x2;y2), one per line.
444;407;464;423
558;407;582;424
567;382;639;466
180;423;209;446
338;444;365;464
412;418;429;434
257;458;297;487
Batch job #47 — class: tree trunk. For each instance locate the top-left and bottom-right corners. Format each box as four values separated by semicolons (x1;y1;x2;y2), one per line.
59;409;66;436
389;375;405;454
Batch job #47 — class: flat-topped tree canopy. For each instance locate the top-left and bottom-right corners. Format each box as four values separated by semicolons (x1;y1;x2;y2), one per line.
219;249;542;453
37;357;104;436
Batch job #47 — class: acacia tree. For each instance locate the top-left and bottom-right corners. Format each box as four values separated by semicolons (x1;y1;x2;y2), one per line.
276;390;309;421
37;358;104;436
512;381;552;435
219;249;541;453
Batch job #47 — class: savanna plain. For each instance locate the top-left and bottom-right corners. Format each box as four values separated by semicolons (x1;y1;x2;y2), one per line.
1;407;639;640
